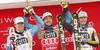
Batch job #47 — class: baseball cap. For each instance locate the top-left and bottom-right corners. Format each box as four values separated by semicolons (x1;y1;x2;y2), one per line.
14;17;24;24
42;12;52;19
78;11;88;18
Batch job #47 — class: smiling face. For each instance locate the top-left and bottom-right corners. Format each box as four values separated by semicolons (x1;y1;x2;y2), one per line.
79;16;87;25
15;22;24;32
43;16;52;26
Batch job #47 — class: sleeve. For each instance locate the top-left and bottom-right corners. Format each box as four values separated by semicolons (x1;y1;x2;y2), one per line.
61;8;73;34
55;25;59;29
24;16;34;29
29;25;40;37
6;36;11;50
32;14;44;27
24;14;44;37
87;28;99;47
65;9;72;23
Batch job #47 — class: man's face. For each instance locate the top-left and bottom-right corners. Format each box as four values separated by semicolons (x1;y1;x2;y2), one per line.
79;16;87;25
43;16;52;26
15;22;24;32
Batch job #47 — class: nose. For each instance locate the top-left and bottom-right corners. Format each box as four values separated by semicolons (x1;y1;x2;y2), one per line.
46;19;51;22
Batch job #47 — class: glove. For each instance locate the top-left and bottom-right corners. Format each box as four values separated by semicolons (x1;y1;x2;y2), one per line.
23;6;35;14
81;36;88;45
75;35;83;42
23;7;29;17
61;1;69;8
28;6;35;14
23;6;35;17
23;7;29;14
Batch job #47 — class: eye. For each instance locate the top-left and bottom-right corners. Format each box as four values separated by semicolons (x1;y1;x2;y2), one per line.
85;17;87;19
50;18;52;19
21;22;24;24
17;23;20;24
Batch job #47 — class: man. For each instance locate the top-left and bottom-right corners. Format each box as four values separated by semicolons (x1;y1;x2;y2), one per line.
23;1;72;50
78;11;99;50
61;5;99;50
6;7;43;50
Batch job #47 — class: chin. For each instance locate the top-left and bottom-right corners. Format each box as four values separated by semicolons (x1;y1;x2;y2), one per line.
82;23;86;25
46;24;51;26
20;29;23;31
47;25;51;26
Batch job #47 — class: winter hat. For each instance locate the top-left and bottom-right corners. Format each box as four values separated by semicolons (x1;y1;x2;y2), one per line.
42;12;52;19
14;17;24;24
78;11;88;18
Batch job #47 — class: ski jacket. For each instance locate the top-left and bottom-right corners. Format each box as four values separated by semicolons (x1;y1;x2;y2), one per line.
6;30;33;50
22;11;71;50
6;14;43;50
61;8;99;50
38;25;60;50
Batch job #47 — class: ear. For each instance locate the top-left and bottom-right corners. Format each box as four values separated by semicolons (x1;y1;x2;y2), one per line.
15;24;16;28
43;19;45;22
52;18;53;21
78;18;79;21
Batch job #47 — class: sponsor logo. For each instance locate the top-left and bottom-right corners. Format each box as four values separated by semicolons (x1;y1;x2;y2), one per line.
43;31;57;38
74;19;78;30
61;34;65;43
1;43;6;49
93;47;96;50
0;16;42;24
29;16;34;21
32;41;36;46
89;22;94;27
59;21;63;31
65;37;73;45
16;37;28;46
41;37;59;45
30;16;42;21
41;37;73;45
0;30;8;33
0;17;14;24
65;37;73;42
46;46;57;50
0;30;8;36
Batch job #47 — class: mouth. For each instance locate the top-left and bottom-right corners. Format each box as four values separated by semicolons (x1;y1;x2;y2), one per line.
19;26;23;29
81;21;86;24
47;21;51;24
81;21;86;23
45;21;52;26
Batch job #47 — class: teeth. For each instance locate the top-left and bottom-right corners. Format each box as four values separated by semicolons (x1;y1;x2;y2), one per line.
47;22;51;23
82;21;85;22
19;27;22;28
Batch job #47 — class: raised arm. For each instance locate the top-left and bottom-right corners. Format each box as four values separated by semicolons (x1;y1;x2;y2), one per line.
23;6;34;29
61;1;73;34
23;6;44;37
24;14;34;29
28;14;43;37
24;14;43;29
